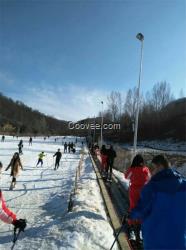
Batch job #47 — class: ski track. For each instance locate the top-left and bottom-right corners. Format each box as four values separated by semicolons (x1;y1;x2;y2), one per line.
0;136;81;250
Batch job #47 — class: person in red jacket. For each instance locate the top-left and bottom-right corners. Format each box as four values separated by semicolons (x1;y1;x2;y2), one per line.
124;154;151;241
100;145;108;177
0;189;26;231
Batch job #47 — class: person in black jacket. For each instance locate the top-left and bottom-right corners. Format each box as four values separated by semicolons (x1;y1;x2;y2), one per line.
64;142;67;153
18;140;23;155
106;145;116;181
29;137;32;146
68;143;71;153
53;149;62;170
0;161;3;177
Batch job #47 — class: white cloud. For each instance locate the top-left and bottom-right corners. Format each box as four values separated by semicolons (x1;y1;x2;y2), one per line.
13;83;109;121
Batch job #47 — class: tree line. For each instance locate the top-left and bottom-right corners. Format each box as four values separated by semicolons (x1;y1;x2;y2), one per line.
0;81;185;142
101;81;186;142
0;93;69;135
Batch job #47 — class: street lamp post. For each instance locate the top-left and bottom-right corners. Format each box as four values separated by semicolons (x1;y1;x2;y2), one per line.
133;33;144;154
93;115;96;144
100;101;104;147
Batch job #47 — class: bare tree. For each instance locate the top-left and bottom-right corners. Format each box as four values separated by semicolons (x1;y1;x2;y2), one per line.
147;81;174;111
107;91;122;122
117;92;122;121
179;88;185;98
124;87;139;121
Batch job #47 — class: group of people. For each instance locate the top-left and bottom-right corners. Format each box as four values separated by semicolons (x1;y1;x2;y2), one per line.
0;135;26;231
92;143;186;250
92;144;117;182
36;149;62;170
125;154;186;250
64;142;76;154
0;136;185;249
0;137;84;238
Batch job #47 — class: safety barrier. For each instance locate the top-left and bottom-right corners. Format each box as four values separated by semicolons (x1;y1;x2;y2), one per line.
68;152;84;212
89;152;131;250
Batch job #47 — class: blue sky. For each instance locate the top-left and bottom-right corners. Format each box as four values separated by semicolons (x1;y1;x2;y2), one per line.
0;0;185;121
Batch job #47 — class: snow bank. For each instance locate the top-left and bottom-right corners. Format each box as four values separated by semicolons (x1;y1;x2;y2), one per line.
173;163;186;177
113;169;129;190
59;151;118;250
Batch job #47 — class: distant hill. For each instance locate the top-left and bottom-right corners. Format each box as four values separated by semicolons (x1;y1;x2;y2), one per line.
1;92;185;141
0;93;69;135
76;98;186;142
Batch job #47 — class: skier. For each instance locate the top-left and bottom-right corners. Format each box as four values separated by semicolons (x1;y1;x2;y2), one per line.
71;142;74;150
53;149;62;170
5;152;23;190
36;152;46;167
64;142;67;153
125;154;151;241
1;135;5;142
0;161;3;177
68;143;71;153
106;145;117;181
100;145;108;177
29;137;33;146
130;155;186;250
18;140;23;155
0;189;27;229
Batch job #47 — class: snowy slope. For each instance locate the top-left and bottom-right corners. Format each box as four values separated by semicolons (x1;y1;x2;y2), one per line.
0;136;118;250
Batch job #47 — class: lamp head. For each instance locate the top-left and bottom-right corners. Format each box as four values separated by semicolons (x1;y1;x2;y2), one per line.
136;33;144;41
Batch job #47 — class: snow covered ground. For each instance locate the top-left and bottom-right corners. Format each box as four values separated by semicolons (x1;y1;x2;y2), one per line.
0;136;117;250
122;140;186;156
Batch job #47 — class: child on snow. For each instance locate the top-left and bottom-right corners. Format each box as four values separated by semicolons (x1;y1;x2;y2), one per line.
5;152;23;190
36;152;46;167
125;154;151;241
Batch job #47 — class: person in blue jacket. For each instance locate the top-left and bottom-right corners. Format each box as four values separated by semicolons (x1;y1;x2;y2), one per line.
130;154;186;250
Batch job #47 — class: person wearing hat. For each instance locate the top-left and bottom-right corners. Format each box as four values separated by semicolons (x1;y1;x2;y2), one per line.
130;155;186;250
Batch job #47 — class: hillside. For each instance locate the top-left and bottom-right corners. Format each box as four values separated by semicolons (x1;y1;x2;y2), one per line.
75;98;186;142
0;93;185;141
0;93;69;135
